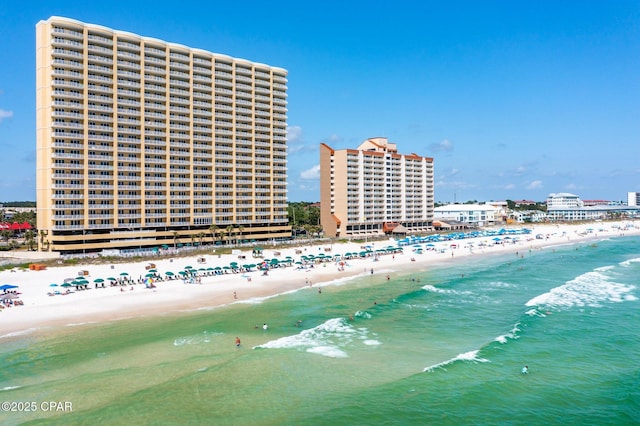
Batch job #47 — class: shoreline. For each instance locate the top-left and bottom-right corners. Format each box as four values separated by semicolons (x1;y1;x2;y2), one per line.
1;221;638;339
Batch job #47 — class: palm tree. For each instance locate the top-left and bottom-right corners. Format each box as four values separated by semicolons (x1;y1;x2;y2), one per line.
197;232;205;247
172;231;180;249
226;225;234;245
209;224;218;245
237;225;245;244
39;230;48;252
24;230;35;251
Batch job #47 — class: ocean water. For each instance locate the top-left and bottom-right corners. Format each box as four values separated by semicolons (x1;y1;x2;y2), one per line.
1;236;639;425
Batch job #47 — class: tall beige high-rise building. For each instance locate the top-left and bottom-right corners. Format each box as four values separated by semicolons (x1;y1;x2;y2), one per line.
319;137;434;238
36;17;290;254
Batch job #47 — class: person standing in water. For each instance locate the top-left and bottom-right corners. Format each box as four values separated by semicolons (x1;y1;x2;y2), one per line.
521;365;529;374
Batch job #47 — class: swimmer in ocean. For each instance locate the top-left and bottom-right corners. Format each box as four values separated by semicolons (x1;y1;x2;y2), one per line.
521;365;528;374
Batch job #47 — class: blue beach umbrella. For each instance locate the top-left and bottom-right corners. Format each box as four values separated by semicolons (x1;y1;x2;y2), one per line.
0;284;19;291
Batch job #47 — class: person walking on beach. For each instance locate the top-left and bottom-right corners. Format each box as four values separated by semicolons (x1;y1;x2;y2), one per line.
235;337;241;348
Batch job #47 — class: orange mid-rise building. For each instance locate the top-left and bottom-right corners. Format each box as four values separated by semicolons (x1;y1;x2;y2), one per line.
319;137;434;238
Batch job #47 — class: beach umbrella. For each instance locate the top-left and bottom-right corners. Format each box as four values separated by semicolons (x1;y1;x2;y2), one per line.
49;283;58;287
120;272;129;276
184;265;193;270
107;277;117;281
0;284;19;291
165;271;175;276
207;267;214;271
93;278;104;283
179;271;188;275
148;269;157;273
145;273;155;278
61;283;72;288
213;266;222;270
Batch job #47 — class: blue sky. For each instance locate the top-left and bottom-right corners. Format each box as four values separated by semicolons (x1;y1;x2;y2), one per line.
0;1;638;203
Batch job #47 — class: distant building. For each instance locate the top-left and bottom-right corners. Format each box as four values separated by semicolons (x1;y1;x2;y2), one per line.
319;137;434;238
508;210;547;223
513;200;537;207
433;204;499;227
487;201;508;220
583;200;612;206
628;192;640;207
546;192;640;221
546;193;583;209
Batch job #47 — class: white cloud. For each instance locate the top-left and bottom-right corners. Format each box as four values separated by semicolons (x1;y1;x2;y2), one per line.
0;109;13;122
326;134;343;144
428;139;454;153
287;125;306;154
300;164;320;180
438;168;459;179
526;180;543;190
287;125;303;143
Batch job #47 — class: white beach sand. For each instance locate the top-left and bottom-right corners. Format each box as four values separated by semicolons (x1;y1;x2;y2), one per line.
1;221;638;338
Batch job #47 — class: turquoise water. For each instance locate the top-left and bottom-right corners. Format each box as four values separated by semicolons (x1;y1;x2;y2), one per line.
1;236;639;425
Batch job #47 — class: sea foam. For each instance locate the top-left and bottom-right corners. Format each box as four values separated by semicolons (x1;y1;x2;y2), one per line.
254;317;376;358
423;350;489;372
525;268;636;310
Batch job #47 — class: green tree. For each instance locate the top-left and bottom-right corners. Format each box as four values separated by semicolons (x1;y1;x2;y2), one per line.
209;224;218;245
39;230;47;251
225;225;234;245
24;230;36;251
172;231;180;249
